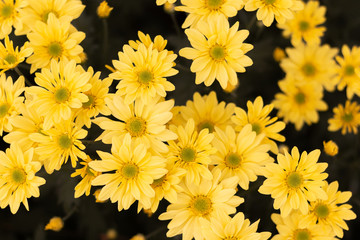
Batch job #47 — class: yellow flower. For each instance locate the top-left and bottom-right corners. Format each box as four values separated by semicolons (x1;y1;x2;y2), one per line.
0;36;33;73
0;0;27;38
90;134;168;211
157;0;176;6
244;0;304;27
97;1;113;18
180;17;253;89
130;233;145;240
300;181;357;238
277;1;326;46
0;73;24;136
259;146;328;217
44;217;64;232
335;45;360;99
175;0;243;28
26;13;85;73
163;2;175;13
128;31;170;53
0;144;46;214
26;60;91;130
323;140;338;156
273;78;327;130
328;100;360;135
273;47;286;62
159;169;243;240
232;96;286;153
212;125;272;190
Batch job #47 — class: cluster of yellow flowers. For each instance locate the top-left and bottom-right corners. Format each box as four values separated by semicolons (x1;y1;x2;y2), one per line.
0;0;358;239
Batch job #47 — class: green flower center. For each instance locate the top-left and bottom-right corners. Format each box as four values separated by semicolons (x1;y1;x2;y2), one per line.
314;203;330;218
4;54;17;64
126;117;147;137
11;168;26;184
302;63;316;76
198;121;214;133
299;21;310;31
152;176;165;188
85;166;95;177
293;229;312;240
1;5;13;18
344;65;355;76
251;123;262;134
180;147;196;163
264;0;276;4
48;42;63;57
190;195;212;216
121;163;139;179
138;70;153;84
206;0;224;9
58;134;72;149
225;153;242;169
42;10;58;22
210;45;226;61
82;94;95;108
342;112;353;122
0;103;10;118
295;92;306;104
54;87;70;103
286;172;303;189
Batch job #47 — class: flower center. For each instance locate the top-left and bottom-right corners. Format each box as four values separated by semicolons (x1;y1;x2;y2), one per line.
210;45;226;61
121;163;139;179
264;0;276;4
42;10;58;22
224;238;238;240
342;112;353;122
299;21;310;31
314;203;330;219
126;117;147;137
138;70;153;84
294;92;306;104
54;87;70;103
48;42;63;58
4;54;17;64
58;134;72;149
206;0;224;10
0;103;10;118
251;123;262;134
11;168;27;184
198;121;214;133
344;65;355;76
1;5;13;18
225;153;242;169
286;172;303;189
152;176;165;188
82;94;95;108
301;63;316;76
180;147;196;163
293;229;312;240
85;166;95;177
190;195;212;216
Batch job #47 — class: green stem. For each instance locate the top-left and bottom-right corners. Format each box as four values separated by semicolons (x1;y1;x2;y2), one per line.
102;18;109;65
62;205;78;221
14;67;32;86
170;11;182;37
246;14;258;30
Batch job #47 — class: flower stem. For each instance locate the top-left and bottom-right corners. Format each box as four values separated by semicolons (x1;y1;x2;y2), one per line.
102;18;109;65
14;67;32;86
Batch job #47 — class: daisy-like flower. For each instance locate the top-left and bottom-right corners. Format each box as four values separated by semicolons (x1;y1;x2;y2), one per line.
168;118;216;185
29;118;87;174
26;13;85;73
0;0;27;39
259;146;328;217
300;181;357;238
0;36;33;73
180;91;236;133
159;169;243;240
71;155;101;198
94;95;177;154
26;60;91;130
335;45;360;99
277;1;326;46
180;17;253;89
244;0;304;27
271;211;337;240
74;66;112;128
328;100;360;135
323;140;338;157
0;73;24;136
280;42;338;91
212;125;272;190
273;78;327;130
156;0;176;6
128;31;171;53
90;134;168;211
175;0;243;28
0;144;46;214
110;42;177;104
232;96;286;154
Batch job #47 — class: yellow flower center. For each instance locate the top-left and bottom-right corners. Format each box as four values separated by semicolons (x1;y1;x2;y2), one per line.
0;103;10;118
138;70;153;85
4;54;17;64
48;42;63;58
180;147;196;162
126;117;147;137
251;123;262;134
82;94;95;108
342;112;353;122
210;45;226;61
198;121;214;133
264;0;276;4
225;153;242;169
286;172;303;189
11;168;27;184
1;5;13;18
58;134;72;149
344;65;355;76
301;63;316;76
294;92;306;105
293;229;312;240
206;0;224;10
314;203;330;219
190;195;212;216
152;176;165;188
121;163;139;179
299;21;310;31
54;87;70;103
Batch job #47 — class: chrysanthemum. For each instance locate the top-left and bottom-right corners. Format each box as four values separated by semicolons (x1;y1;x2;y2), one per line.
335;45;360;99
26;60;91;130
0;144;46;214
0;0;27;39
159;169;243;240
244;0;304;27
259;146;328;217
0;36;33;73
26;13;85;73
29;118;87;174
328;100;360;135
273;78;327;130
90;134;168;211
168;119;216;185
128;31;170;53
212;125;272;190
94;96;177;154
180;91;236;133
232;96;286;153
74;66;112;128
156;0;176;6
277;1;326;46
0;73;24;136
71;155;101;198
300;181;356;238
280;42;338;91
180;17;253;89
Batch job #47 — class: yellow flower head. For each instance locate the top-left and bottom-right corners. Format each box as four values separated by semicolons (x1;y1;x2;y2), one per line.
157;0;176;6
0;0;27;38
328;100;360;135
45;216;64;232
323;140;338;156
180;17;253;89
128;31;170;53
130;233;145;240
97;1;113;18
273;47;286;62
